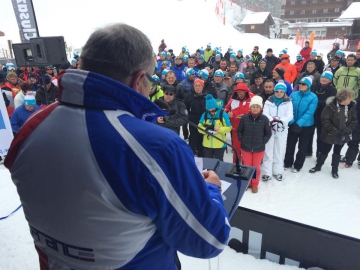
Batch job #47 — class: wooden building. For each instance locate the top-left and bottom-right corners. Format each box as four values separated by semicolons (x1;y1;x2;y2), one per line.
240;12;275;38
281;0;359;23
337;2;360;50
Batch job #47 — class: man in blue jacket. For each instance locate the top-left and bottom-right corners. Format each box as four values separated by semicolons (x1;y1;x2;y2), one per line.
172;56;186;82
284;76;318;173
5;24;230;270
181;68;196;92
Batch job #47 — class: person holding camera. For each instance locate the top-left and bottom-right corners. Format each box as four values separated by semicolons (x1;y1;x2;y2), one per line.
309;88;357;178
198;94;232;161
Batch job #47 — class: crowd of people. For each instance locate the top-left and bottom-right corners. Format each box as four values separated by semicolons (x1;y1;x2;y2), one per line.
1;41;360;194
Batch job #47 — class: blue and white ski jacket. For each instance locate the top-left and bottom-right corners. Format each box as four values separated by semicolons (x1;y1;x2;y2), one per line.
5;69;230;270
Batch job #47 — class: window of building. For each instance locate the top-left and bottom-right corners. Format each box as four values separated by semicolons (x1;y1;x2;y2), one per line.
312;9;317;14
320;18;327;22
315;31;321;36
301;10;305;14
290;10;294;15
281;9;285;15
251;25;255;29
309;19;316;22
291;0;295;3
321;30;326;36
335;8;340;12
323;9;328;13
302;0;306;3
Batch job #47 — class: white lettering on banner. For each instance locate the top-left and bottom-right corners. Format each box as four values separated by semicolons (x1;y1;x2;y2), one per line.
12;0;38;42
0;93;14;157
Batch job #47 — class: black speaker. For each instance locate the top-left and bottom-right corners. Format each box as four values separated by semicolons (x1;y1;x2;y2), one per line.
12;36;67;67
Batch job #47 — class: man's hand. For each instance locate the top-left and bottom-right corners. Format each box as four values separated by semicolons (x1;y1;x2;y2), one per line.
214;126;220;132
157;117;165;124
236;114;244;119
202;170;221;187
228;111;233;118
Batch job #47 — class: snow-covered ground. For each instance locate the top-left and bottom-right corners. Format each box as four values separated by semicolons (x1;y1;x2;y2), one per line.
1;0;359;269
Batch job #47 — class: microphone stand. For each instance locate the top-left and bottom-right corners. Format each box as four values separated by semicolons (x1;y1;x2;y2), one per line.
174;112;254;180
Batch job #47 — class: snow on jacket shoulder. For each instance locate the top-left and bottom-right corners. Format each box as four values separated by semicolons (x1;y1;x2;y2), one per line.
289;89;318;127
4;69;230;270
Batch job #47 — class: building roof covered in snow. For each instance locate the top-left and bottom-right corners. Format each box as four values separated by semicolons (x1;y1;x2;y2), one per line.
240;12;274;25
288;21;353;29
338;2;360;20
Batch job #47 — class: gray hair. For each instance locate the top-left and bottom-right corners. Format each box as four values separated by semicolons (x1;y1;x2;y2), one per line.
336;88;355;102
307;62;315;67
80;23;154;84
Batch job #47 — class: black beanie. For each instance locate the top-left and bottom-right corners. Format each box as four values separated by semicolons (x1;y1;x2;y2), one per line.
275;68;285;78
267;48;273;53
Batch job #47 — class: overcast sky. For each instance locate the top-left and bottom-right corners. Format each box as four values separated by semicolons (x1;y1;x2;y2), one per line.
0;0;173;55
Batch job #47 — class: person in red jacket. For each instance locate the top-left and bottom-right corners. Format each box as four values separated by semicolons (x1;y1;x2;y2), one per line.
300;41;312;62
224;83;253;163
294;54;305;77
274;54;297;83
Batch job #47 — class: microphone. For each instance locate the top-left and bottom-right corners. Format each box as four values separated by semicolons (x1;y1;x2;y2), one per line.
153;99;253;180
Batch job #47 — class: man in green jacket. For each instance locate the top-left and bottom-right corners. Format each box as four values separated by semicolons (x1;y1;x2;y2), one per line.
204;44;213;63
333;54;360;98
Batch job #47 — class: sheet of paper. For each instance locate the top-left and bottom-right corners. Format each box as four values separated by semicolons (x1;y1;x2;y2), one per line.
194;157;203;173
220;180;231;194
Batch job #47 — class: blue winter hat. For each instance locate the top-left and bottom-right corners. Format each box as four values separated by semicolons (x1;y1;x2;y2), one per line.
237;49;243;54
71;59;77;63
247;58;254;62
162;69;169;76
214;69;224;78
230;53;236;59
215;54;221;58
260;58;267;63
160;52;166;56
199;69;209;80
299;76;313;89
186;68;195;77
335;50;344;56
205;94;218;110
227;47;232;51
183;55;189;61
282;49;288;54
321;70;333;81
152;75;160;82
296;54;303;60
207;44;211;48
234;72;245;81
310;51;317;56
198;55;205;61
182;46;186;51
274;81;287;92
23;92;36;106
279;52;284;57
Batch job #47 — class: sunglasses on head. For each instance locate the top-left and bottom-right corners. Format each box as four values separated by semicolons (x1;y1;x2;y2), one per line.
164;92;174;96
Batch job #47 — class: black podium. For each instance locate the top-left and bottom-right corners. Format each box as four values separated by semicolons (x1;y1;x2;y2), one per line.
202;158;256;220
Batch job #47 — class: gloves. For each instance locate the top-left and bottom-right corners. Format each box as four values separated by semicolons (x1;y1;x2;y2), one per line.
289;123;302;134
270;117;285;132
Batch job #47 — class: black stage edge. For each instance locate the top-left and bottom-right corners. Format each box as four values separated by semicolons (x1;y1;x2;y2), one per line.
230;207;360;270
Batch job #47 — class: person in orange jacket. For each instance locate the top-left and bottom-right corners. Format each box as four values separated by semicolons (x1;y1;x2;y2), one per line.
274;54;297;83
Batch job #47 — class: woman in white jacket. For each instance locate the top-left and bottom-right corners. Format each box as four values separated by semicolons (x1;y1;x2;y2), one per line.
261;81;294;181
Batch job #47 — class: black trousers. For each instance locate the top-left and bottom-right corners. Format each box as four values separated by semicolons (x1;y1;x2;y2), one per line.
307;116;323;156
204;147;226;161
345;124;360;165
321;143;344;156
284;126;313;170
182;124;189;140
189;126;204;157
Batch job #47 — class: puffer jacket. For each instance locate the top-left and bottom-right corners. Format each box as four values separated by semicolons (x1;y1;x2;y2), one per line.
237;113;272;152
333;66;360;98
321;97;358;145
161;80;187;101
213;81;231;105
243;66;257;81
289;89;318;127
274;54;297;83
198;109;232;149
158;97;189;134
264;55;279;71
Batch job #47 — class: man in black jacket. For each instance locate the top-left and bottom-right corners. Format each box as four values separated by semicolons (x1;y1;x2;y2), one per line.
198;69;217;98
156;85;189;135
265;48;279;71
251;46;263;68
301;52;322;73
250;58;272;85
161;71;187;101
35;74;59;105
184;82;207;157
